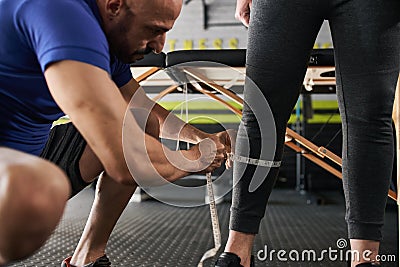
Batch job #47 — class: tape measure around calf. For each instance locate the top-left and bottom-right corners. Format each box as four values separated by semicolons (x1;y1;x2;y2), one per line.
229;154;281;168
198;156;281;266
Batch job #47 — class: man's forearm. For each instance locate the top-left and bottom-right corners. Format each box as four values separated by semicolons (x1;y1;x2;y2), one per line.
124;82;210;144
151;102;209;143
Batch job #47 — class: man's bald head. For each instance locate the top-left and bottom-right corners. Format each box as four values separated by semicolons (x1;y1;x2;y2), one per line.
97;0;182;63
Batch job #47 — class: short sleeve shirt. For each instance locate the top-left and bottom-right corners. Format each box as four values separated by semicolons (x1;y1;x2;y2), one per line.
0;0;132;155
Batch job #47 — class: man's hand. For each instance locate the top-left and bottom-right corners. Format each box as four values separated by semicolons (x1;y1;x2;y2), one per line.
181;136;226;174
235;0;252;27
208;129;237;170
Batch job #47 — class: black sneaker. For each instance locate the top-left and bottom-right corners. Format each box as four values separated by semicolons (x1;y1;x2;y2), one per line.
215;252;255;267
61;255;111;267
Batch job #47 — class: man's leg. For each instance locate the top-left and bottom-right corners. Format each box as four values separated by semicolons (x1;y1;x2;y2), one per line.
70;171;137;266
70;111;160;266
0;148;70;265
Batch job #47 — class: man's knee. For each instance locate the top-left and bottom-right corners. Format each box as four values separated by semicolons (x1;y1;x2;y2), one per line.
1;155;70;202
0;154;70;263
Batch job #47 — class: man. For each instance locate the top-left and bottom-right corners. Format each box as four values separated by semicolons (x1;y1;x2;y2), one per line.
0;0;231;266
216;0;399;267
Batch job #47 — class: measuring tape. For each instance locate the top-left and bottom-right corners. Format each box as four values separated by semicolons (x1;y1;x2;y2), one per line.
198;172;221;267
229;154;281;168
197;155;281;266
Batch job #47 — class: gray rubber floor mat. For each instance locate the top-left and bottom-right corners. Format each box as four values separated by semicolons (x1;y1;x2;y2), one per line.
6;189;398;267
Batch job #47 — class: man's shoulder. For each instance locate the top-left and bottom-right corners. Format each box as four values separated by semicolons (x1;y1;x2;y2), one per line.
0;0;110;76
15;0;92;16
1;0;95;32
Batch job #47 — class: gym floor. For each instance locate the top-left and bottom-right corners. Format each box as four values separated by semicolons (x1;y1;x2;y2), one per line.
6;187;398;267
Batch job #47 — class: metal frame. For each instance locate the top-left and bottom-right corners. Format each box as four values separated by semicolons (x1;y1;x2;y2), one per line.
135;67;161;83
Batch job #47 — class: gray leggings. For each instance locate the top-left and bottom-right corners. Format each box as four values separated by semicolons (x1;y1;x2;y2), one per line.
230;0;400;241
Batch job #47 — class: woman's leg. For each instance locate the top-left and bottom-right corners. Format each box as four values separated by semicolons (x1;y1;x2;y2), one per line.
224;0;325;266
328;0;400;265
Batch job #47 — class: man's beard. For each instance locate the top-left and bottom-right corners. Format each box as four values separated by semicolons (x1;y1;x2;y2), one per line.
109;41;153;64
135;46;153;56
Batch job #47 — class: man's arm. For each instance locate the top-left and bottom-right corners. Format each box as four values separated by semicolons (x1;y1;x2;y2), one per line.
44;60;225;185
119;78;235;169
119;79;210;144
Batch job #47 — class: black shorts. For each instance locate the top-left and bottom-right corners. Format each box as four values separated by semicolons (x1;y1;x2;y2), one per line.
40;122;91;198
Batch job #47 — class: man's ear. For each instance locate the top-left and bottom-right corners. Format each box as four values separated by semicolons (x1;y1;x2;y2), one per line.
106;0;123;16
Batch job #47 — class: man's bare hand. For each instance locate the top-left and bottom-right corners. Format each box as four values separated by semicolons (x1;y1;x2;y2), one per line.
181;136;226;174
235;0;252;27
209;129;237;170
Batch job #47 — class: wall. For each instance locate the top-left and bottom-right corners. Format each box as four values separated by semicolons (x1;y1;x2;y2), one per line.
165;0;333;52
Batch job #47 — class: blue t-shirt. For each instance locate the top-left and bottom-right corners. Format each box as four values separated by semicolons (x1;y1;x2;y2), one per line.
0;0;132;155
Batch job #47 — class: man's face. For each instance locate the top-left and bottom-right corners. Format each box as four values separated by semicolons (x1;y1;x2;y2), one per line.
103;0;182;63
